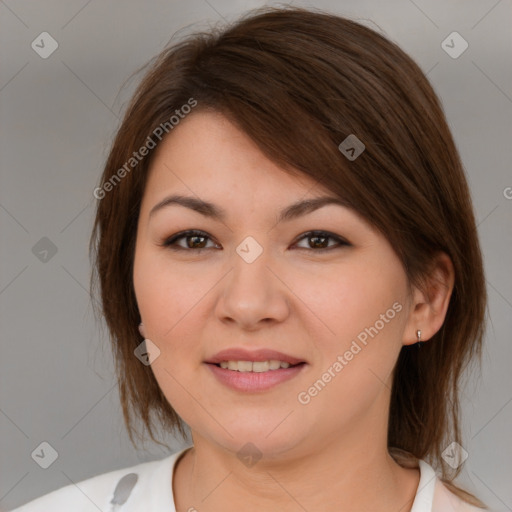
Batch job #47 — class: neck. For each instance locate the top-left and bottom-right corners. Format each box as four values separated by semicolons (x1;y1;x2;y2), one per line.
173;419;420;512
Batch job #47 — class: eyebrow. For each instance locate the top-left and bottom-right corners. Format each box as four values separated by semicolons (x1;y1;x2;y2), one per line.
148;194;349;223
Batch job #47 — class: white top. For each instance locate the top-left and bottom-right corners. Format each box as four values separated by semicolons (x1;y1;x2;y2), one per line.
9;446;486;512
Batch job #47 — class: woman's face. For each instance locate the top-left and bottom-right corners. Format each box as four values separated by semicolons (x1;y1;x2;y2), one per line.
133;111;415;458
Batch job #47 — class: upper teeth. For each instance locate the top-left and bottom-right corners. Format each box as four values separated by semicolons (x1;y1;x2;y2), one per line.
219;360;292;372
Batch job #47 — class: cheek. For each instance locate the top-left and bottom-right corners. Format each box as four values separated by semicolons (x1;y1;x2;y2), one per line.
294;255;407;351
133;248;200;340
133;251;208;422
295;255;408;405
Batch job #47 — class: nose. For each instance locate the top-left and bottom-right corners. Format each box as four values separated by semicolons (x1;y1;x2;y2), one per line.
215;242;290;331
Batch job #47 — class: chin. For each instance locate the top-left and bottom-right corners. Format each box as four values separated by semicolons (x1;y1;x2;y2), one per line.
213;428;305;458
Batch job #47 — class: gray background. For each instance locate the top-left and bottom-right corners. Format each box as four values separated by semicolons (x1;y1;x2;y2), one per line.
1;0;511;510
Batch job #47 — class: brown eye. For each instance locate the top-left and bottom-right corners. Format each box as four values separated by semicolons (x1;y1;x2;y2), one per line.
293;231;350;251
161;229;350;252
162;230;219;251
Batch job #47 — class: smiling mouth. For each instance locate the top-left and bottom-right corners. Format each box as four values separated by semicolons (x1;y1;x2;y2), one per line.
208;361;305;372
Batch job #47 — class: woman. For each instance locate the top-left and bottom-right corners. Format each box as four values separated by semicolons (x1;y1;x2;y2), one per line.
11;6;489;511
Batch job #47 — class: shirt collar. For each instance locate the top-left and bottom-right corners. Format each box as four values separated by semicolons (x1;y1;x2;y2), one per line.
410;459;438;512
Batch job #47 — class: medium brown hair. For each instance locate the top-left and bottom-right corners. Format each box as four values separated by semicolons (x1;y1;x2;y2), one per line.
89;6;487;507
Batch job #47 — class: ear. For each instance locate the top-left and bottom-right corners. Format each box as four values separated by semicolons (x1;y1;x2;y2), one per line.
402;252;455;346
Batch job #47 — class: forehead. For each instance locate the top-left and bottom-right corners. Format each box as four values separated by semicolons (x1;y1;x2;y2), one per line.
143;111;325;206
138;111;381;240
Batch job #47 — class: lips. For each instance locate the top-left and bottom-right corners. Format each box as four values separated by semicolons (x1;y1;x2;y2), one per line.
205;348;306;366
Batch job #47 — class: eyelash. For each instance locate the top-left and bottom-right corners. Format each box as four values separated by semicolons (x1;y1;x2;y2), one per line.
160;229;351;252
